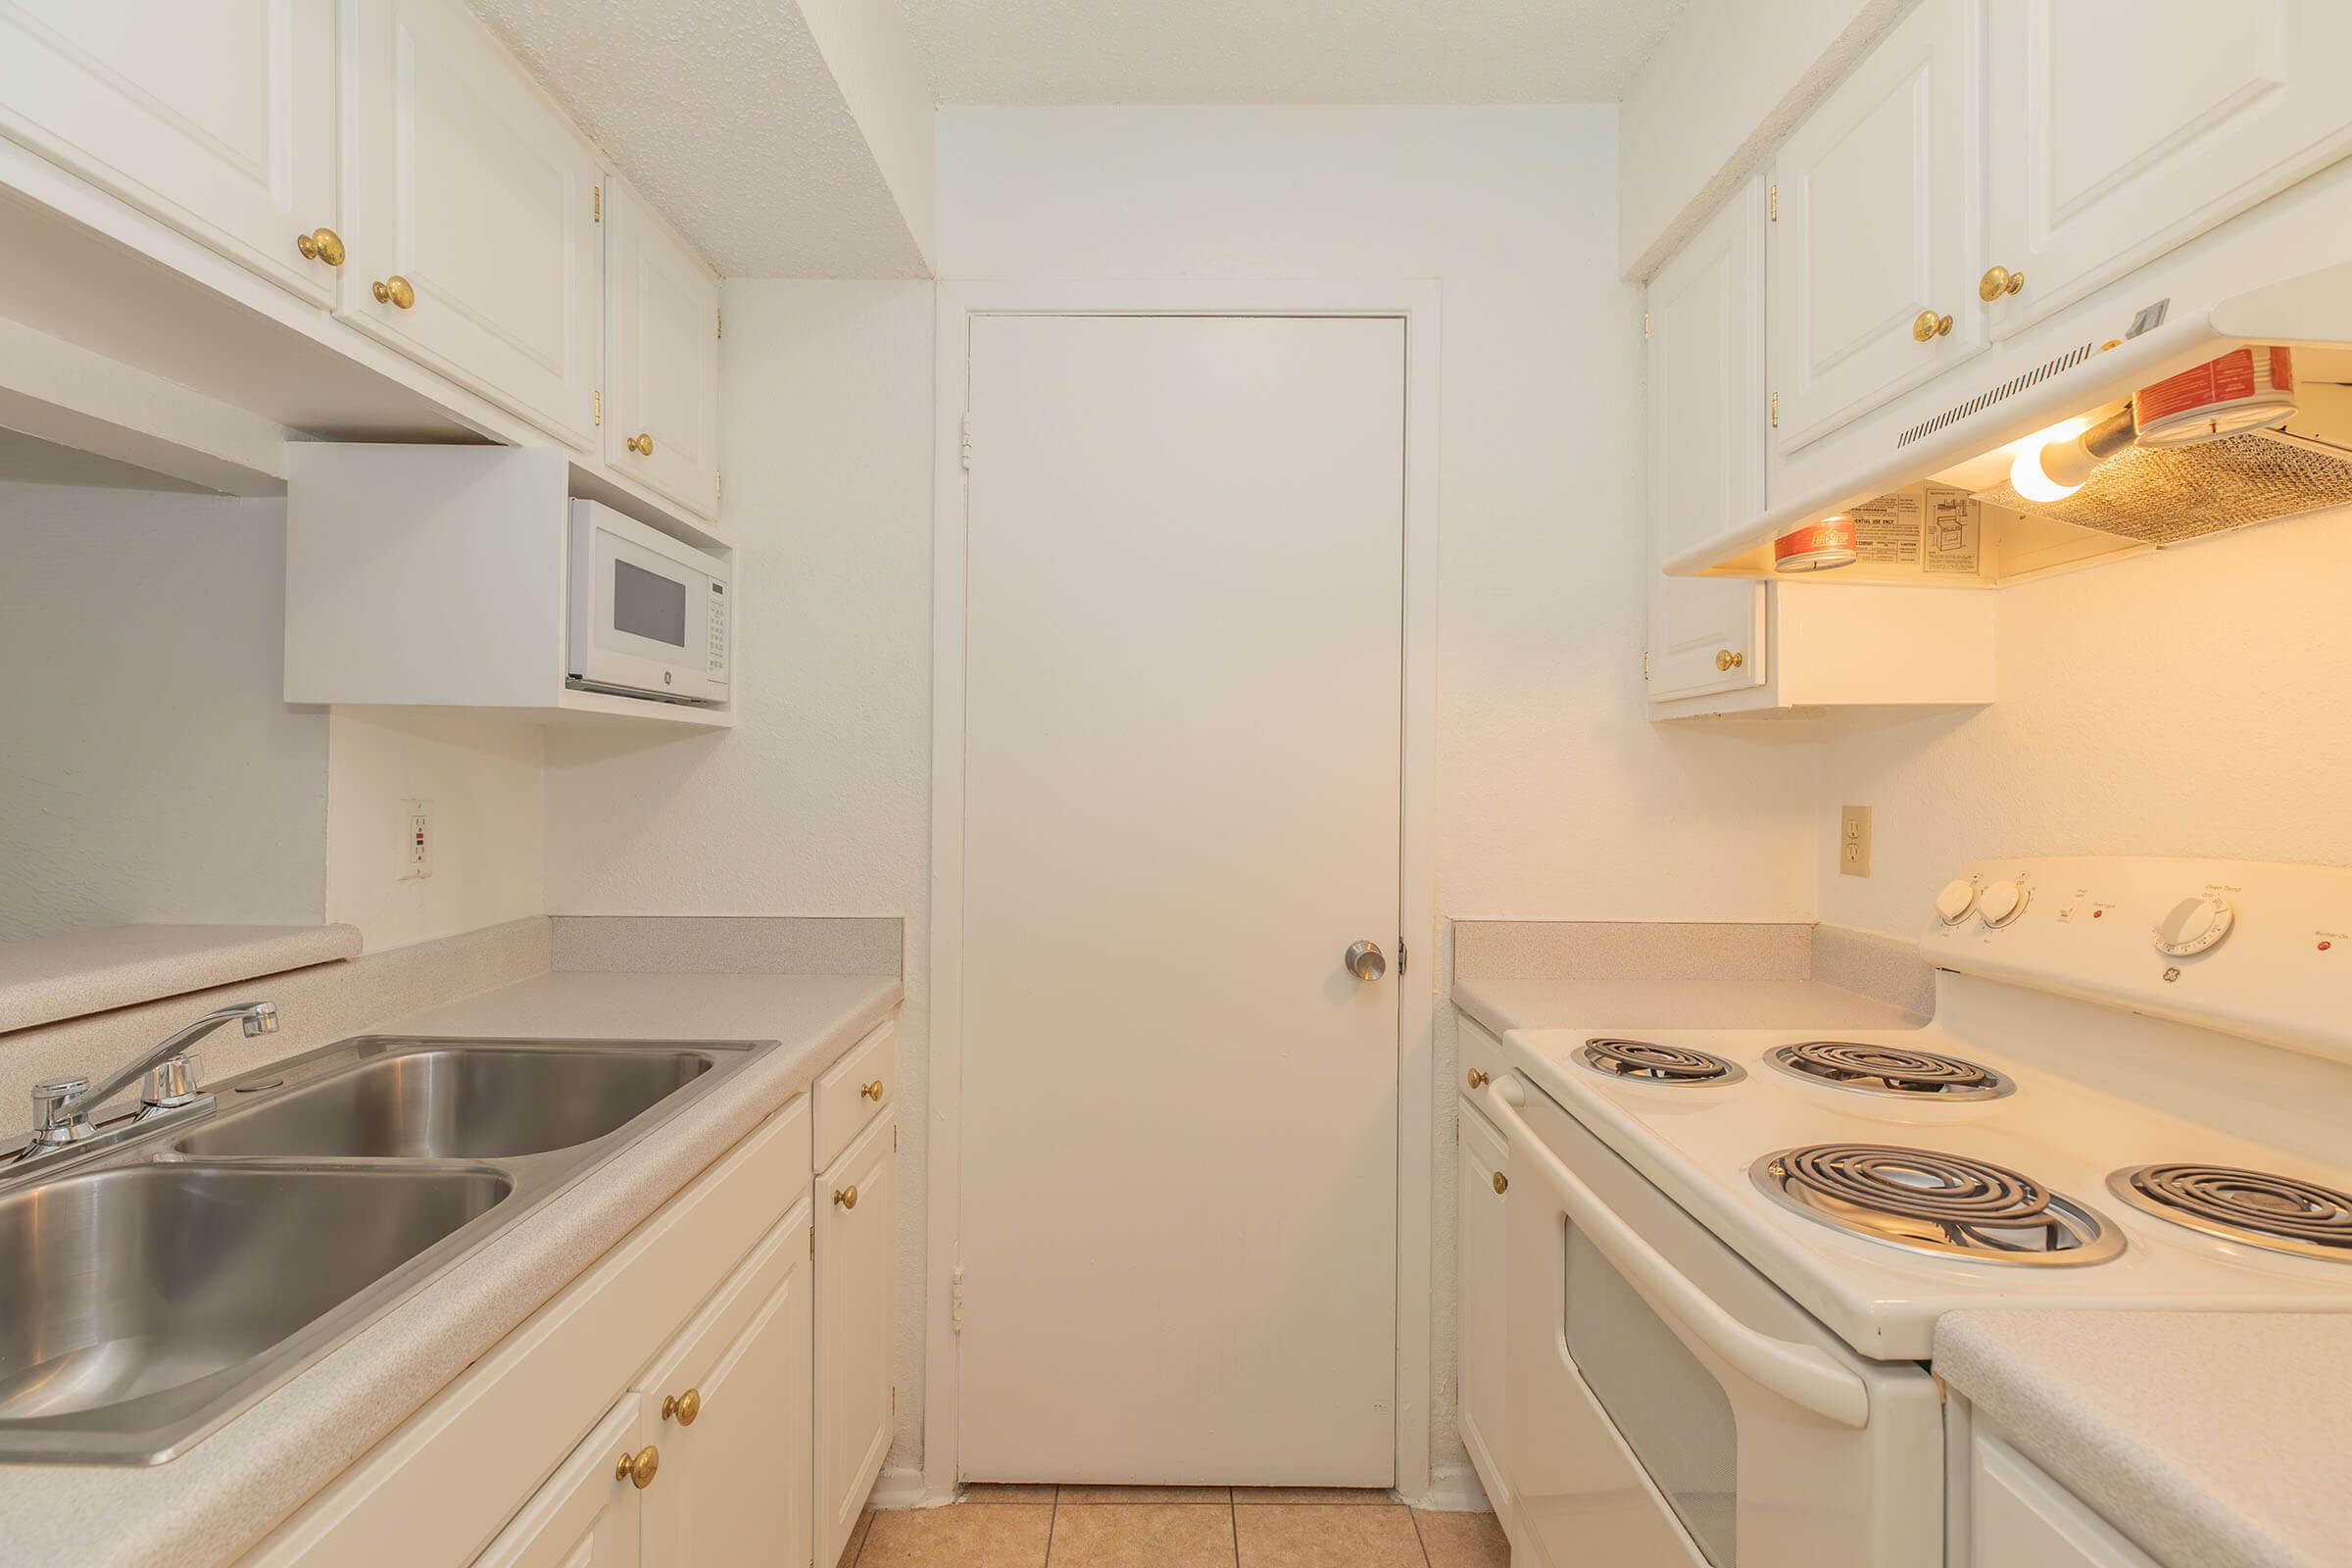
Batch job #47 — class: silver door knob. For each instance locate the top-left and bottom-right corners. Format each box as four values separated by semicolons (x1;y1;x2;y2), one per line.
1345;940;1387;981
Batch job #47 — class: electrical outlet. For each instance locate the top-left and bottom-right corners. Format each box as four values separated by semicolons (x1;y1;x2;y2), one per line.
1839;804;1872;878
402;799;433;880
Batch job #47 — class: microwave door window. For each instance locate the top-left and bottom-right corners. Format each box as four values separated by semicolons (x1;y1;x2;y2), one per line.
613;559;688;647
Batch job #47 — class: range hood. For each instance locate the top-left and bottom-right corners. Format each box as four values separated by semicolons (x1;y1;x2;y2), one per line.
1667;260;2352;585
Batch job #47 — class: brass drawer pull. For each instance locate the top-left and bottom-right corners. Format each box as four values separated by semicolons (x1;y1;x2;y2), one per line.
1466;1068;1490;1089
1911;309;1953;342
860;1079;885;1101
295;226;345;267
626;431;655;457
835;1184;859;1209
1492;1171;1508;1195
615;1444;660;1489
662;1387;702;1426
371;274;416;310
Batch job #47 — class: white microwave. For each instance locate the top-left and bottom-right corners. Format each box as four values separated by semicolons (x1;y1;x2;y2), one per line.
565;500;731;705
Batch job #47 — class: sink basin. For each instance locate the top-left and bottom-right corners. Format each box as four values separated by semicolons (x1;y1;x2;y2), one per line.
176;1044;714;1159
0;1032;764;1463
0;1163;508;1451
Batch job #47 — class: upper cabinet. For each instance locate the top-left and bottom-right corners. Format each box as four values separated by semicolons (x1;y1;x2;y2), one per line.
1770;0;1983;453
0;0;339;304
606;178;721;519
1985;0;2352;339
341;0;606;452
1646;178;1766;703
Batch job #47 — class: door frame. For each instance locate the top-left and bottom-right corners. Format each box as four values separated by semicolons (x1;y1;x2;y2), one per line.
921;281;1442;1504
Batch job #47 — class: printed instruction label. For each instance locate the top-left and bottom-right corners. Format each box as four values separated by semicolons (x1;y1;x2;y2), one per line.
1849;491;1922;564
1921;484;1982;576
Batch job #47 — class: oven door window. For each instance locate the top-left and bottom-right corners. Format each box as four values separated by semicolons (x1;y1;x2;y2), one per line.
1564;1217;1740;1566
612;559;688;647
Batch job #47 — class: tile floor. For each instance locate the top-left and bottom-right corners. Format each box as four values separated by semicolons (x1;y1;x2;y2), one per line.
836;1486;1511;1568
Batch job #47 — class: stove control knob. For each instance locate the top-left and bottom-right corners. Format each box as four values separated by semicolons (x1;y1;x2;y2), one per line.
1934;879;1978;925
1978;880;2029;929
2153;895;2234;957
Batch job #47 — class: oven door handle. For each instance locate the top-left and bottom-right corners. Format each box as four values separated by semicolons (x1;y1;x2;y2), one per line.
1487;1082;1872;1430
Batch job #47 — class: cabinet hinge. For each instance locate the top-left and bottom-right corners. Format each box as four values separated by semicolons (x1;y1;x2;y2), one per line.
1769;392;1779;428
1397;942;1408;977
593;185;602;223
959;413;974;471
716;308;723;341
809;1224;814;1258
951;1265;966;1334
593;389;601;426
1642;649;1650;682
1768;182;1778;221
1642;311;1650;339
716;470;722;503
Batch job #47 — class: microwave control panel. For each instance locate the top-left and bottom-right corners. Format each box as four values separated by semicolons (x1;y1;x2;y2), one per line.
707;581;731;684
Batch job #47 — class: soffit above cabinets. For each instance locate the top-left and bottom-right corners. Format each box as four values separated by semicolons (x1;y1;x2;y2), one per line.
468;0;935;276
898;0;1681;105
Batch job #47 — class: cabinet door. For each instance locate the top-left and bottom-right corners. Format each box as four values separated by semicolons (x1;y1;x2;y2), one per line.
1986;0;2352;338
1646;178;1767;702
1969;1431;2158;1568
341;0;603;448
606;178;721;520
1454;1098;1509;1504
470;1396;645;1568
814;1114;896;1568
640;1207;815;1568
0;0;337;302
1772;0;1983;451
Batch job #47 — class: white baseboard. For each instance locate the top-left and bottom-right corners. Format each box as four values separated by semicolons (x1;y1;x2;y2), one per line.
1411;1464;1495;1512
868;1464;951;1510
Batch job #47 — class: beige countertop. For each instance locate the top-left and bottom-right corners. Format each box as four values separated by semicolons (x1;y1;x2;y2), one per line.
1451;973;1928;1037
1936;1310;2352;1568
0;968;902;1568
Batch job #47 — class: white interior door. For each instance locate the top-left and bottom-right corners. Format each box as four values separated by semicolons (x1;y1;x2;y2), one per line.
1987;0;2352;337
957;313;1404;1485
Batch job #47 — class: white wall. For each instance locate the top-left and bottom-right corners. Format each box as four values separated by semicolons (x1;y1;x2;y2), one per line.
0;483;327;941
541;278;937;1457
1816;508;2352;937
325;708;546;952
1616;0;1900;278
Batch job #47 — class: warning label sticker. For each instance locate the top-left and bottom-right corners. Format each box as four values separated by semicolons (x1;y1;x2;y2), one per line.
1848;492;1921;565
1921;485;1982;576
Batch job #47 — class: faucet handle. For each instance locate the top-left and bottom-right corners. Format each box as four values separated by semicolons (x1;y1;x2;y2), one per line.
30;1077;92;1140
141;1054;202;1109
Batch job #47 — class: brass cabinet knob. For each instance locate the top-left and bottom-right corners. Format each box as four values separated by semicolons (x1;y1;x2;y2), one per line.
371;275;416;310
615;1444;660;1489
835;1184;859;1209
626;431;655;456
295;226;345;267
1492;1171;1508;1195
1466;1068;1490;1089
662;1387;702;1426
1715;649;1745;671
860;1079;885;1101
1911;309;1953;342
1979;266;2025;301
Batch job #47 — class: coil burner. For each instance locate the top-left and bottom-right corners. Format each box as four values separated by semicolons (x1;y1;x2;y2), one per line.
2108;1164;2352;1263
1575;1038;1745;1086
1752;1143;2123;1265
1765;1041;2014;1102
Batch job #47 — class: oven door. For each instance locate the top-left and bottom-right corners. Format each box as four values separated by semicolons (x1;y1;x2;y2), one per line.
567;504;722;702
1487;1077;1940;1568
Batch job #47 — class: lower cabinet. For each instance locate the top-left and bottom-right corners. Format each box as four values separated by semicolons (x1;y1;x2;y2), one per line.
815;1112;898;1568
472;1396;648;1568
1960;1421;2158;1568
1454;1092;1510;1526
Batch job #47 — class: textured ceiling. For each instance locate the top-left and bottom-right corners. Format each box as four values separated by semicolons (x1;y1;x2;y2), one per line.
469;0;931;277
899;0;1686;105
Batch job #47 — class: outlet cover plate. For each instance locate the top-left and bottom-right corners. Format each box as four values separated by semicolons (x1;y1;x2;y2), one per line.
1839;804;1872;877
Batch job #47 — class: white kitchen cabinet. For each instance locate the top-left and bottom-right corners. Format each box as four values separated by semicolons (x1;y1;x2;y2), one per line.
641;1209;815;1568
1985;0;2352;338
1645;178;1767;702
0;0;339;304
1771;0;1983;453
340;0;604;450
472;1396;647;1568
1650;578;1997;719
605;177;722;520
1454;1093;1510;1524
1962;1425;2159;1568
814;1113;896;1568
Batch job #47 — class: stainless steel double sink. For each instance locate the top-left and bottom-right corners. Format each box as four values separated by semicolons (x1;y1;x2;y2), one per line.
0;1034;772;1464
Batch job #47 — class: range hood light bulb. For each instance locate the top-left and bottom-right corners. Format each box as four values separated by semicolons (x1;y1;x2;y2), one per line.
2008;411;2138;505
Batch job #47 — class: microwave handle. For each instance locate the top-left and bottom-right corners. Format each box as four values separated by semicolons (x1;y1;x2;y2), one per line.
1485;1079;1872;1431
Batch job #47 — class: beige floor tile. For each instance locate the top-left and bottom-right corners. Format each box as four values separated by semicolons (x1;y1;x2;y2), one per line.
837;1507;875;1567
1234;1504;1427;1568
1047;1502;1240;1567
1231;1487;1394;1505
1059;1485;1233;1504
1413;1509;1508;1568
858;1503;1054;1568
963;1484;1061;1503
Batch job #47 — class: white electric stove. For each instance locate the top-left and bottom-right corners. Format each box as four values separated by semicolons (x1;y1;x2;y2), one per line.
1485;858;2352;1568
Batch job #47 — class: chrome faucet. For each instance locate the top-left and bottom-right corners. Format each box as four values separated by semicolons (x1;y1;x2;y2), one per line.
16;1001;278;1161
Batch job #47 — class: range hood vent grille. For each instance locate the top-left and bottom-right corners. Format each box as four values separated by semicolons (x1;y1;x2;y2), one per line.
1898;339;2106;449
1977;425;2352;544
